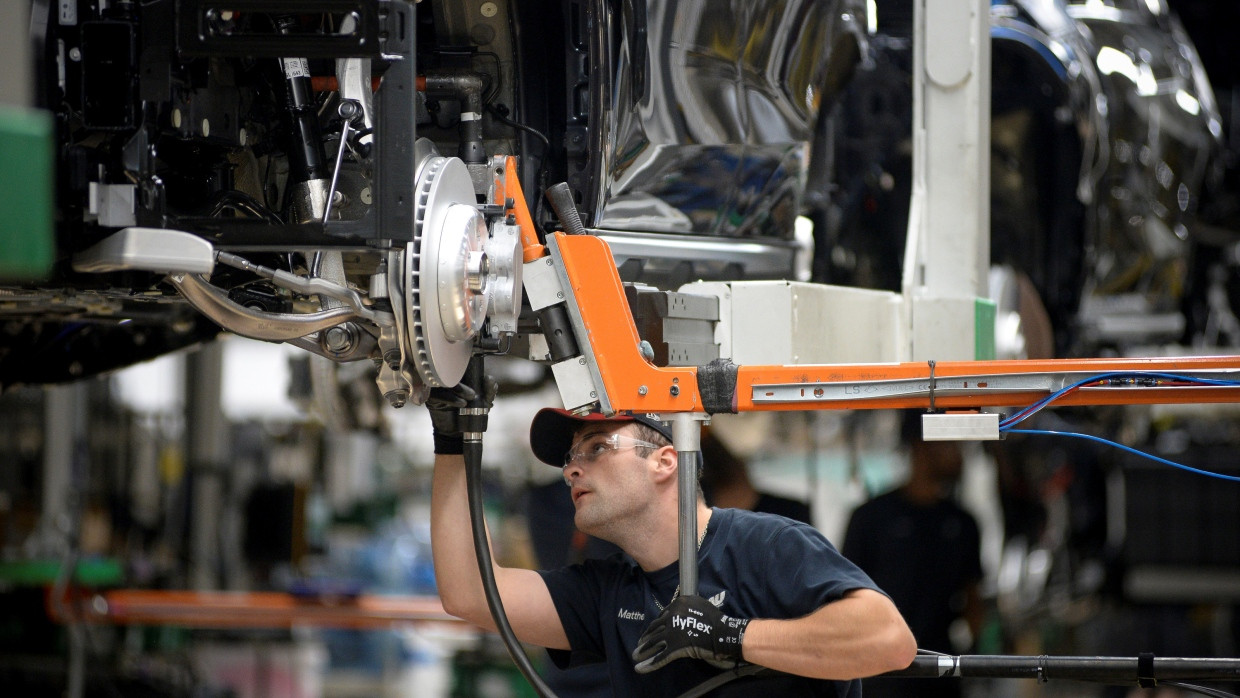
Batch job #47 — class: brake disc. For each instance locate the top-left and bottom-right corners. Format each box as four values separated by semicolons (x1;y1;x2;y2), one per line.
406;155;491;387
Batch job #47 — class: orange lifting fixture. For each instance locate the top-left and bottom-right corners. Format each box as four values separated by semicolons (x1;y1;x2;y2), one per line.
548;231;1240;416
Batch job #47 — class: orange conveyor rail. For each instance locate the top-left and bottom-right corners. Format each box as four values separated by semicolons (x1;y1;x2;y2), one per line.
51;590;463;630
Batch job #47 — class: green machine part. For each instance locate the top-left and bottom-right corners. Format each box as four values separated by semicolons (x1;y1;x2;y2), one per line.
1;0;54;282
0;106;54;281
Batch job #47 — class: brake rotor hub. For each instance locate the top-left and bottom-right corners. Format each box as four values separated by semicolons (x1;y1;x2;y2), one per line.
406;155;491;387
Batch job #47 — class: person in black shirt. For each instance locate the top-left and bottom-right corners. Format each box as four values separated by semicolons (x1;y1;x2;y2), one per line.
431;406;917;696
842;411;985;698
526;424;812;694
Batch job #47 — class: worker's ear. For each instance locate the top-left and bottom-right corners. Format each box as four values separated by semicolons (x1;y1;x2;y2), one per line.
650;444;678;484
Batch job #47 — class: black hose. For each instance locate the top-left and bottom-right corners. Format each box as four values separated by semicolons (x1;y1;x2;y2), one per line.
545;182;588;236
464;441;559;697
461;356;559;698
676;664;771;698
1163;682;1240;698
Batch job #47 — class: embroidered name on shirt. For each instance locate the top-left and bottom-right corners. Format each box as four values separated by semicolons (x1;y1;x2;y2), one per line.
618;608;646;621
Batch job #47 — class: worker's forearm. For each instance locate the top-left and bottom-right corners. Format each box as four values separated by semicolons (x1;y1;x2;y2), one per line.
740;591;917;680
430;454;494;623
429;455;572;650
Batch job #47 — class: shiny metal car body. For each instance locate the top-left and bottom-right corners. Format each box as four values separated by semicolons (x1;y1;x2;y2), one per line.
1060;0;1221;345
825;0;1223;355
588;0;864;285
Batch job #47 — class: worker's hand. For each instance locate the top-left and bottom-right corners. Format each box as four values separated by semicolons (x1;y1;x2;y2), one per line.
632;594;749;673
425;375;495;455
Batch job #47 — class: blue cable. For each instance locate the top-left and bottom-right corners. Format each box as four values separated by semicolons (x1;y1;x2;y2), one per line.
1004;429;1240;483
1000;371;1240;429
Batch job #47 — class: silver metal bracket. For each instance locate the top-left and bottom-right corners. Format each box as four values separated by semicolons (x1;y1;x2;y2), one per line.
72;227;215;275
921;412;1000;441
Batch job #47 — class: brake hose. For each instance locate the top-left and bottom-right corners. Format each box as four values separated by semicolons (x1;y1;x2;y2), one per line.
459;356;559;697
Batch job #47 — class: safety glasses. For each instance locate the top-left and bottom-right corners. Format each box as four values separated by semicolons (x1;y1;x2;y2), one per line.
563;433;661;468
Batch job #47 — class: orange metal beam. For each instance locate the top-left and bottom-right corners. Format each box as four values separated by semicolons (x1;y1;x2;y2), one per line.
552;232;1240;414
734;357;1240;412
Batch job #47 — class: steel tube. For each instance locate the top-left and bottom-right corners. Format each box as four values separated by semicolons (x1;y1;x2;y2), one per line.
672;414;702;598
883;655;1240;683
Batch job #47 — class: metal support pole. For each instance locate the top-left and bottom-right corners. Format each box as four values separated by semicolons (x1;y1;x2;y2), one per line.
40;381;88;698
186;343;227;591
670;413;704;598
38;383;86;552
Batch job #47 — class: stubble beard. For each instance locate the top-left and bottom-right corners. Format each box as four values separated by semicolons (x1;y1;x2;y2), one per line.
573;496;612;540
573;486;641;545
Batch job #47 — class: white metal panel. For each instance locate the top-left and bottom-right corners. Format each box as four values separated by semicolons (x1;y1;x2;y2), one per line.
911;293;984;361
729;282;795;364
925;0;975;87
682;281;905;365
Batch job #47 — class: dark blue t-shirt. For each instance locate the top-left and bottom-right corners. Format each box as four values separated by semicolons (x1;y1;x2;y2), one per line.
538;507;880;697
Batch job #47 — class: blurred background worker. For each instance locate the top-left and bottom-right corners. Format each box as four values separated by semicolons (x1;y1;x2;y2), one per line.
700;427;813;525
843;411;984;698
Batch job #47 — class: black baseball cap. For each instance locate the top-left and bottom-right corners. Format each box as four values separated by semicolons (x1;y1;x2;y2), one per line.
529;408;674;467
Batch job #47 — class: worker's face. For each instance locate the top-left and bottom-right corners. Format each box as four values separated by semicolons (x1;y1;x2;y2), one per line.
562;423;663;535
